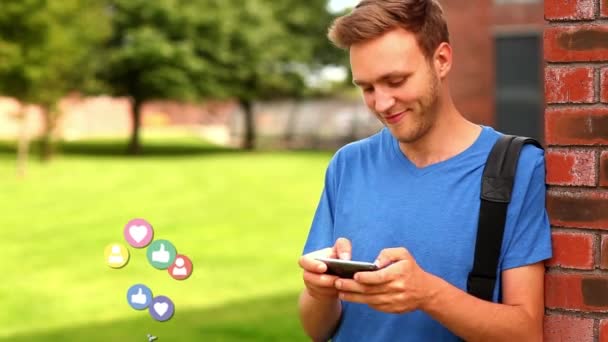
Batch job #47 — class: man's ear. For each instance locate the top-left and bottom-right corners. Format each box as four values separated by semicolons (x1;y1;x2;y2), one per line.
433;42;452;79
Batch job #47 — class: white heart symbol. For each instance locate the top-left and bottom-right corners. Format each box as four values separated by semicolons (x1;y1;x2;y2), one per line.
153;302;168;317
129;225;148;243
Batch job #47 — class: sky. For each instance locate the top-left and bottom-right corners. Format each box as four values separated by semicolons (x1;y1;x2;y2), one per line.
305;0;360;86
327;0;360;13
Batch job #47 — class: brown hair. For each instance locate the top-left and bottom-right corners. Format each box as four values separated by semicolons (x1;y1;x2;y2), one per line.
328;0;450;60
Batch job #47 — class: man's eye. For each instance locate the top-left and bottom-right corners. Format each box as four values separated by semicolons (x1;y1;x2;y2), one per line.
362;87;374;93
388;79;405;87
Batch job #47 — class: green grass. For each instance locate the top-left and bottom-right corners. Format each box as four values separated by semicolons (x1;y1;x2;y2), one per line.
0;137;333;341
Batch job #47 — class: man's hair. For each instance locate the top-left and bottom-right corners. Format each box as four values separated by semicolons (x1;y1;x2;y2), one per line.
327;0;450;60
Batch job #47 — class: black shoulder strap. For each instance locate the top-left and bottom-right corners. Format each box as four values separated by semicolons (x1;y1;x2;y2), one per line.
467;134;543;301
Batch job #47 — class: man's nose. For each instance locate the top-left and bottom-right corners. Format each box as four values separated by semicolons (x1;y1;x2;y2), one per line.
374;89;395;113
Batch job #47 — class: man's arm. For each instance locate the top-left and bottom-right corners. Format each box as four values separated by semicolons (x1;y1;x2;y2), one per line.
298;288;342;342
422;147;548;341
298;238;352;341
422;262;544;341
336;248;545;341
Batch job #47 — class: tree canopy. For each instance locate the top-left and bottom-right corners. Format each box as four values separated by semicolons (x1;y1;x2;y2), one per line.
0;0;110;164
0;0;109;106
99;0;343;151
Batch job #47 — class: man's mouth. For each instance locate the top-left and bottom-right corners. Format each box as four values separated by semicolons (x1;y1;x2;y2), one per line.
384;110;407;125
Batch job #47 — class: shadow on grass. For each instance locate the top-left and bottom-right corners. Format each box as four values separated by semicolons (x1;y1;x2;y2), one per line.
0;139;336;159
0;292;308;342
0;139;244;158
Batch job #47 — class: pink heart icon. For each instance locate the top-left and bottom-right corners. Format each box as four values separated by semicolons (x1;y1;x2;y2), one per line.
124;218;154;247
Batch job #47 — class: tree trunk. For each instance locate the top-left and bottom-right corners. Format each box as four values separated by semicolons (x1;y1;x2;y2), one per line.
16;105;29;178
241;99;255;150
283;100;300;149
39;105;55;162
127;99;143;155
348;104;360;143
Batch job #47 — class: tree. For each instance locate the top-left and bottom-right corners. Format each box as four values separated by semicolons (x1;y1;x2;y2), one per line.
192;0;343;149
99;0;344;152
99;0;205;154
0;0;110;167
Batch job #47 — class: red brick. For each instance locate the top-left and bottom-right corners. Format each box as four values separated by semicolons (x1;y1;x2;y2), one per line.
600;235;608;270
602;67;608;103
602;0;608;18
601;319;608;342
546;232;595;269
544;315;594;342
601;151;608;187
545;107;608;145
545;25;608;62
547;190;608;229
545;66;595;103
602;235;608;269
544;0;595;20
546;273;608;311
546;149;597;186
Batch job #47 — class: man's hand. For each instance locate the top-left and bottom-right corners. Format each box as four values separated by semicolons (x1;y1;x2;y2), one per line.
334;247;436;314
298;237;352;301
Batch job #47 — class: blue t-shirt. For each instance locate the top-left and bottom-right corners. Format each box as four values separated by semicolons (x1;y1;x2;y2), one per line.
302;126;552;341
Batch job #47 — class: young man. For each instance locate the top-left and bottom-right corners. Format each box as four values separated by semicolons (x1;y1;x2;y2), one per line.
298;0;552;341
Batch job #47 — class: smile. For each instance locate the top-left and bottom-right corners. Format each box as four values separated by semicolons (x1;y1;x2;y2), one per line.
384;111;407;125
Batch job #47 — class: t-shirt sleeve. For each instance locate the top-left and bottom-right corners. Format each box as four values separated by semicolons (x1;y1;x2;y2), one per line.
500;145;553;271
302;153;340;255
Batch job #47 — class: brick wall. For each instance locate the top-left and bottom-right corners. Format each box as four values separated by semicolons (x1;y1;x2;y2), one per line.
543;0;608;340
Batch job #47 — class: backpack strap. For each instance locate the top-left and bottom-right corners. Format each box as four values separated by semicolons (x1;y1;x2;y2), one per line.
467;134;543;301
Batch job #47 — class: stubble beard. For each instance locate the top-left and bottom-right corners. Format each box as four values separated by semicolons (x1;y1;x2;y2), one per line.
392;73;441;144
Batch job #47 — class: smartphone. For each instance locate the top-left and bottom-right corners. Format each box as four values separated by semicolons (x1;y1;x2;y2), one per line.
315;257;379;279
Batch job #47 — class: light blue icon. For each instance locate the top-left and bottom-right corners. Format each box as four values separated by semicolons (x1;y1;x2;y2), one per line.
127;284;153;310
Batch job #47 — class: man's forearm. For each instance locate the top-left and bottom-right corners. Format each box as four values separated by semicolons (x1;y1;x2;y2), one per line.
422;274;542;342
298;289;342;342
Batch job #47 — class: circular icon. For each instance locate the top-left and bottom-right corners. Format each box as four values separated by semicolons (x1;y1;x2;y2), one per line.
124;218;154;248
146;240;177;269
104;243;130;268
149;295;175;322
168;254;193;280
127;284;153;310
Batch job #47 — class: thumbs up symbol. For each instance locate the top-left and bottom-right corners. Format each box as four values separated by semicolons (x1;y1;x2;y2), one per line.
131;288;148;305
152;243;170;263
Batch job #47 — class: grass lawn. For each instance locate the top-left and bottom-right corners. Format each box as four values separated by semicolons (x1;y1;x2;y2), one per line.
0;136;334;341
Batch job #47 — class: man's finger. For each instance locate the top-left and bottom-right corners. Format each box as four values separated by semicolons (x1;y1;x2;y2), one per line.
338;291;389;305
303;270;339;288
374;247;411;268
355;260;408;285
334;237;352;260
335;278;387;294
299;247;334;272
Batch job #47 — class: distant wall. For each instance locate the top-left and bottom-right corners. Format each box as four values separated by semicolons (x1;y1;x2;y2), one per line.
0;95;381;149
230;99;383;149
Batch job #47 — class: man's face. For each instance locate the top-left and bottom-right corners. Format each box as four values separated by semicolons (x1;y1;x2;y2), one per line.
350;28;441;144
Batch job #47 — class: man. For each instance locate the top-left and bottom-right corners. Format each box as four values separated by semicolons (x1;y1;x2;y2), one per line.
297;0;552;341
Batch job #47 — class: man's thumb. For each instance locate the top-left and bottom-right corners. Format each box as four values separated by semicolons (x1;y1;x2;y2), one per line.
334;237;352;260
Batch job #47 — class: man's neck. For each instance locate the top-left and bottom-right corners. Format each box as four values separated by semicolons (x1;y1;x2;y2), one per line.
398;104;482;169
